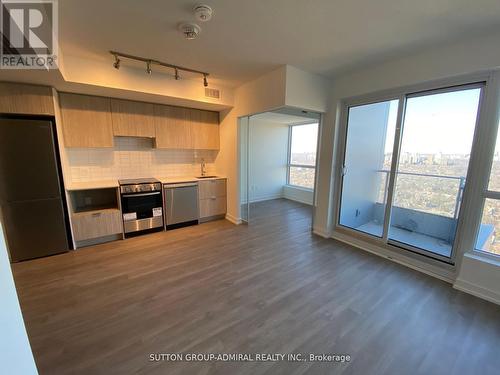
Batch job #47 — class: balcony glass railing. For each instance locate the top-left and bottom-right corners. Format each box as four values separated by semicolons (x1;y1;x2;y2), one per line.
377;170;465;219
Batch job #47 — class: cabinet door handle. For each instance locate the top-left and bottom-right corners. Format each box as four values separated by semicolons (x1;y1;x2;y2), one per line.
92;212;102;217
211;196;216;200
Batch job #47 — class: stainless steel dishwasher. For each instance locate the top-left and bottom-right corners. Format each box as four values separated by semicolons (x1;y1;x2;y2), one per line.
164;182;199;229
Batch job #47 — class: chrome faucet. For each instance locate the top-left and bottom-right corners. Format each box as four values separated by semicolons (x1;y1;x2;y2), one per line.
200;158;206;176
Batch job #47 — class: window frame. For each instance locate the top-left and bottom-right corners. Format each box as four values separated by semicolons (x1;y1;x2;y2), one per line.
287;121;318;190
470;74;500;260
332;70;499;271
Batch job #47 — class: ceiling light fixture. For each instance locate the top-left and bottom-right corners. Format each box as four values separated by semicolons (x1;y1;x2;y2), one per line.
194;4;213;22
113;54;120;69
109;51;209;87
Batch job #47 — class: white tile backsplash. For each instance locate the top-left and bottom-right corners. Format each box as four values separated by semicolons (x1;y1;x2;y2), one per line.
67;137;217;182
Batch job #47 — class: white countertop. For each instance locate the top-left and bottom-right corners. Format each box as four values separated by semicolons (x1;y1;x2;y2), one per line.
65;180;119;191
157;176;227;184
66;176;226;191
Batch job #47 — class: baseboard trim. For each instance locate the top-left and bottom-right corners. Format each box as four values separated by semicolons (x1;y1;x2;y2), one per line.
283;194;313;205
331;231;455;284
225;213;242;225
240;194;283;204
453;279;500;306
312;226;331;238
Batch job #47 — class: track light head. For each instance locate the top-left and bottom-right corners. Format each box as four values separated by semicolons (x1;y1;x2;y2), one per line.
174;68;180;80
113;55;120;69
146;60;152;75
203;74;208;87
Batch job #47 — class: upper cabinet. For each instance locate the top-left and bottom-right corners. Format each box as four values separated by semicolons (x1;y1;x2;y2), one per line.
192;109;219;150
154;105;219;150
110;99;155;138
154;105;192;149
0;82;54;115
58;91;219;150
59;93;114;148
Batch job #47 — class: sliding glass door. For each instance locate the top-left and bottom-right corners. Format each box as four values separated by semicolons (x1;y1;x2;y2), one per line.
339;100;398;237
338;83;484;261
388;86;482;257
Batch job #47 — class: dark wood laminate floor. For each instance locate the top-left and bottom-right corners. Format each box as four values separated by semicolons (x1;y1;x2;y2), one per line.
12;199;500;375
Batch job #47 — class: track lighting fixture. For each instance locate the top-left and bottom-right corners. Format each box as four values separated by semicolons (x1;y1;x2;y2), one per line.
109;51;210;88
113;54;120;69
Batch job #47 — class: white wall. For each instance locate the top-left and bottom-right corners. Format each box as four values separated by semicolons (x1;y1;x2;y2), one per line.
283;185;314;205
0;224;38;375
285;65;330;113
455;254;500;304
247;118;288;202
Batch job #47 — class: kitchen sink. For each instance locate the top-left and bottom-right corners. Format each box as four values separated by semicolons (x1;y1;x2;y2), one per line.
197;176;218;179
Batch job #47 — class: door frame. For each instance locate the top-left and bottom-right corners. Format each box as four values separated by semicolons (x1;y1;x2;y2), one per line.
236;106;323;228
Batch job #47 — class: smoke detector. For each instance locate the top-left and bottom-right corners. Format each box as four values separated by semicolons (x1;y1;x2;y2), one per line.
178;22;201;40
194;4;213;22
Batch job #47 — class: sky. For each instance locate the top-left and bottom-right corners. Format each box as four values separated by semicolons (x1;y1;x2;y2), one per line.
291;123;318;153
383;87;482;155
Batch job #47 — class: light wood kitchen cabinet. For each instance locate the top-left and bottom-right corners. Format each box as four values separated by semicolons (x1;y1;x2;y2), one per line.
199;197;227;218
154;105;193;149
111;98;155;138
199;179;227;219
155;105;219;150
192;109;220;150
198;179;227;199
0;82;54;115
71;209;123;242
59;93;114;148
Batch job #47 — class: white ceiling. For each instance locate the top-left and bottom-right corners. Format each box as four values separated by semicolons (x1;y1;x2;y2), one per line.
60;0;500;87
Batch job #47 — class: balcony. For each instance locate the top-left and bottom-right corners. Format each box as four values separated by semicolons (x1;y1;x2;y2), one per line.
345;170;495;258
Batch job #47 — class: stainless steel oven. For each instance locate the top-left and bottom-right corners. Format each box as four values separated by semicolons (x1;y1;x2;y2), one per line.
119;178;163;237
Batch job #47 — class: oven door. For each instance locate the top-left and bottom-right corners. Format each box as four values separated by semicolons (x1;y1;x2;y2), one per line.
121;191;163;233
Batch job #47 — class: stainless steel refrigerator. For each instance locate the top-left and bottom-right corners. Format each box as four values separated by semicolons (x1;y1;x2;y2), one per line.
0;117;70;262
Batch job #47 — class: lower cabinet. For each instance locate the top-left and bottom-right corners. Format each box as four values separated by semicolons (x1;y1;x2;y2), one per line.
199;197;227;218
71;209;123;242
198;179;227;220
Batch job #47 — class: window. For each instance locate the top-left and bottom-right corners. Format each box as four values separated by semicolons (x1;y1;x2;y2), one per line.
287;123;318;189
337;83;484;261
475;119;500;256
